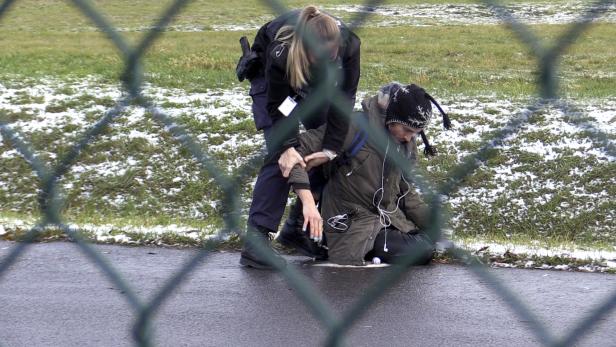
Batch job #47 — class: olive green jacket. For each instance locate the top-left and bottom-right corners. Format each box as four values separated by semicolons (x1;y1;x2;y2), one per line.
288;95;430;265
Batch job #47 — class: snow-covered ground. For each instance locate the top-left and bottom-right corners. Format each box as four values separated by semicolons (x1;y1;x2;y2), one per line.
215;1;616;31
437;99;614;229
22;1;615;33
0;77;261;221
326;1;616;27
1;77;614;270
211;2;616;30
458;239;616;272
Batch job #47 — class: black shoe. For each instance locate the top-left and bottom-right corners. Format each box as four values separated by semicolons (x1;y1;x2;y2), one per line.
277;217;328;261
240;225;287;270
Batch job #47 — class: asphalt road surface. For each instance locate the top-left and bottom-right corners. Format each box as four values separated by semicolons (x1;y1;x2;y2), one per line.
0;241;615;346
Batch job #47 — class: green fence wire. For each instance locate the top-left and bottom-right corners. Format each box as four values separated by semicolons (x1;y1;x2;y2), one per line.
0;0;614;346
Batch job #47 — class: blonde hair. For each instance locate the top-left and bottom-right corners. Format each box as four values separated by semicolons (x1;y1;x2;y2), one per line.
275;6;341;90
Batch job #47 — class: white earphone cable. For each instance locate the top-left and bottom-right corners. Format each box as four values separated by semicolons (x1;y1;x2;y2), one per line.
371;139;412;252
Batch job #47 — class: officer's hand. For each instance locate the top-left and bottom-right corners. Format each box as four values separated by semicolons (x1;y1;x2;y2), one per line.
304;152;330;172
279;147;306;178
302;203;323;242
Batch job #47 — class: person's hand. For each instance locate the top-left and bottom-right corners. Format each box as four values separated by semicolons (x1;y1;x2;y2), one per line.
278;147;305;177
302;203;323;242
304;151;331;172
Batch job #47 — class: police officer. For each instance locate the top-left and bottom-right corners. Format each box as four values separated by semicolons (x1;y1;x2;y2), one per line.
237;6;361;269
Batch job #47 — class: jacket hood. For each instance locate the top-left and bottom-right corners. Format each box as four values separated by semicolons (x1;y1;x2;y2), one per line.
360;95;389;136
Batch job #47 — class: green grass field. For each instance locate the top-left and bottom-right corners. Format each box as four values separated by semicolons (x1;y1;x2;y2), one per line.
1;0;614;97
1;0;614;258
1;23;614;97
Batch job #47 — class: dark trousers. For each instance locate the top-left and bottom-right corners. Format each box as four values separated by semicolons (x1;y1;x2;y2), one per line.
366;228;434;265
248;161;290;231
248;158;326;232
247;78;326;232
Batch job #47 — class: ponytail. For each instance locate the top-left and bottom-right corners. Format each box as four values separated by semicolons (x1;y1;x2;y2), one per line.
275;6;341;90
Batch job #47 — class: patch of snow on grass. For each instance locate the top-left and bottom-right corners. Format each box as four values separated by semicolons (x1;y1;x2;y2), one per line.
2;78;614;251
0;214;218;244
326;1;616;26
211;24;261;32
460;239;616;261
458;239;616;272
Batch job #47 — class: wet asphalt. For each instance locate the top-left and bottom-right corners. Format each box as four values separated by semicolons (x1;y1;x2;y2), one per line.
0;240;615;347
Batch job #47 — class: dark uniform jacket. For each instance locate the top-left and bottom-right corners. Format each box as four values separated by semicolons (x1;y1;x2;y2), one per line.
252;11;361;153
287;95;431;265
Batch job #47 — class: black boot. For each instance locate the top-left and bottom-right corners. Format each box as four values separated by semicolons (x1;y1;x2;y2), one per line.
277;199;328;260
240;224;287;270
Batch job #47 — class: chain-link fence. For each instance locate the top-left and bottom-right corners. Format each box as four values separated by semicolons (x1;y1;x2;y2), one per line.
0;0;614;346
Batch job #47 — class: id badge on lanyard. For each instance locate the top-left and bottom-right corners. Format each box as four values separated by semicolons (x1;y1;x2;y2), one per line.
278;96;297;117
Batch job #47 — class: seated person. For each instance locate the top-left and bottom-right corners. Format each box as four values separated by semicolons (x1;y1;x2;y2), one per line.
280;82;451;265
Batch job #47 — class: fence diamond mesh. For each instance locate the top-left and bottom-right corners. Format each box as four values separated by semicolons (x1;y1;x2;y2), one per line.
0;0;614;346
